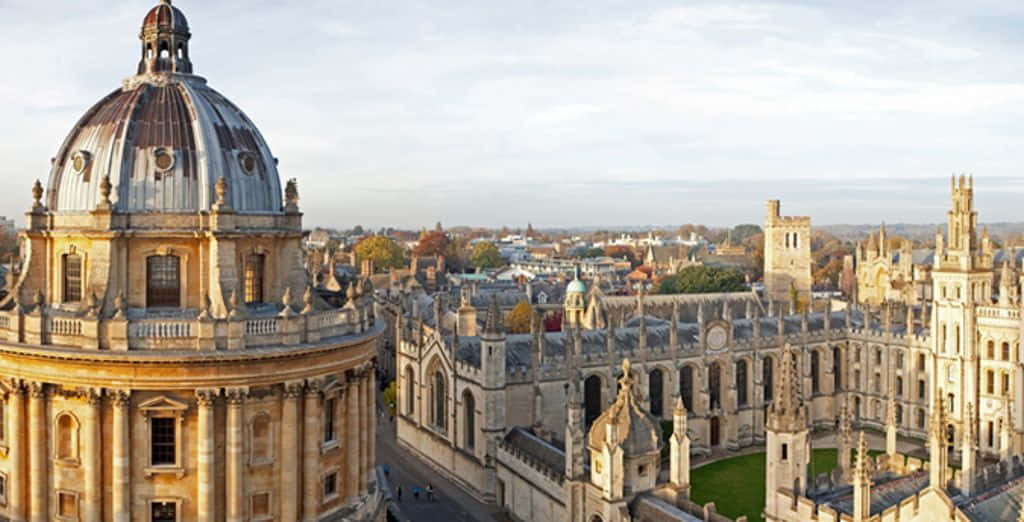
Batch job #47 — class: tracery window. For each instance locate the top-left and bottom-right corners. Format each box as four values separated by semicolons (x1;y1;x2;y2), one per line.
680;366;694;411
763;358;774;402
736;360;748;407
810;351;820;394
146;255;180;308
463;391;476;450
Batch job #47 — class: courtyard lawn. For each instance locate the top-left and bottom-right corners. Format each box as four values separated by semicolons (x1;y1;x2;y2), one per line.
689;448;890;521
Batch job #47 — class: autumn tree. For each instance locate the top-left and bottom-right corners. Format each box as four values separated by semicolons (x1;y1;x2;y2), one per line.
471;241;504;270
354;236;404;271
579;247;605;259
658;265;746;294
505;301;533;333
414;230;450;257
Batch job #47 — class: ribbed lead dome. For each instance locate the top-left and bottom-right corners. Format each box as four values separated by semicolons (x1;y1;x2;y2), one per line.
45;1;282;215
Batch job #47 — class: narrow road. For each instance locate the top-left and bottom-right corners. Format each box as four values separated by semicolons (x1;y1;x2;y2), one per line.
377;413;500;522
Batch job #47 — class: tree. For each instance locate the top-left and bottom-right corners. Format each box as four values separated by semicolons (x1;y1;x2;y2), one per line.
414;230;450;257
579;247;605;259
505;301;533;333
605;245;638;267
471;241;504;270
350;225;364;236
731;224;762;243
354;236;404;271
381;381;397;417
658;265;746;294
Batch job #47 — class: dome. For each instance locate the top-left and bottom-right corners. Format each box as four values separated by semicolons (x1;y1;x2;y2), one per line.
566;277;586;295
588;360;663;456
45;1;282;215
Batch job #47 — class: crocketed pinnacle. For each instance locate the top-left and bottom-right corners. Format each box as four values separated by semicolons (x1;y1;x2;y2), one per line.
483;294;504;337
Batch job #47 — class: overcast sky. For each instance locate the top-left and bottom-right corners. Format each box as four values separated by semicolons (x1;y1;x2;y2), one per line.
3;1;1024;229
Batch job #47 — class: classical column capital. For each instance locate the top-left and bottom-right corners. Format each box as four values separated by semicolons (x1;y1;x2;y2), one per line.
305;377;325;396
6;378;25;395
195;388;219;407
224;387;249;406
82;387;104;406
111;390;131;407
283;381;304;399
28;381;46;399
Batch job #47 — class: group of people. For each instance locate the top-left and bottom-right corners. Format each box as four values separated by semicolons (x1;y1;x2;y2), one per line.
394;482;435;502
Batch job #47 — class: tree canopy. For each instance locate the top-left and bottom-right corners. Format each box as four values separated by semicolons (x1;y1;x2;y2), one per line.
579;247;605;259
471;241;504;270
413;230;450;257
505;301;533;333
354;236;404;271
658;265;747;294
605;245;638;267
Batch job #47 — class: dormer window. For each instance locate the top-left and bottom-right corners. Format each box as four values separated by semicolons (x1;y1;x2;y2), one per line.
238;152;258;175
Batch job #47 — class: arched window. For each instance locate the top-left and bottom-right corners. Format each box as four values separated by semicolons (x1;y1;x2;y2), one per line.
896;376;903;398
56;413;78;461
176;43;184;60
896;404;903;425
463;391;476;450
147;254;180;308
1002;342;1011;361
585;375;603;426
948;393;955;413
810;351;820;394
244;254;265;304
431;371;447;430
763;357;774;402
1003;373;1011;395
833;346;842;393
987;370;995;394
679;366;693;412
988;340;995;359
736;360;748;407
404;366;415;416
63;254;83;303
250;413;272;464
917;409;925;429
649;369;664;417
323;398;336;443
854;397;861;420
709;362;721;410
917;353;925;371
159;41;170;59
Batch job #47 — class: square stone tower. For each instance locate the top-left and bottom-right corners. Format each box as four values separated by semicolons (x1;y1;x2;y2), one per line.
764;200;812;306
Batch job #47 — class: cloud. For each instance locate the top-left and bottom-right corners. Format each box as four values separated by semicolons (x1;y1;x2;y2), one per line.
3;1;1024;228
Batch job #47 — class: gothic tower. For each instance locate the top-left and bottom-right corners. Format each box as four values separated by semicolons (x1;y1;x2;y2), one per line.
480;296;507;503
764;344;810;520
763;200;812;306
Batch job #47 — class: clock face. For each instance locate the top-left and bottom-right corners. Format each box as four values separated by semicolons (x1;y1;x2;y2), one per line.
707;325;727;350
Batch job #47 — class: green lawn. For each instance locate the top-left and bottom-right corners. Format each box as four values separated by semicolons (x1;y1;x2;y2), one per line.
689;448;889;521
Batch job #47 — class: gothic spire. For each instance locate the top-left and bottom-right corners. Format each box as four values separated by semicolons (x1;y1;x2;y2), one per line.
483;295;504;337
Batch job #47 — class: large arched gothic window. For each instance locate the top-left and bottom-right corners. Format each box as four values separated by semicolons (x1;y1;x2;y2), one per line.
763;357;774;402
146;254;180;308
404;366;415;416
833;346;842;392
709;362;721;410
736;360;748;407
244;253;265;305
649;369;664;417
62;254;83;303
463;391;476;450
810;351;820;394
432;371;447;430
679;366;693;412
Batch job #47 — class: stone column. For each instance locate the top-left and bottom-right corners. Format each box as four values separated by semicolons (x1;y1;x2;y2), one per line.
303;379;323;521
368;367;377;490
346;374;360;500
338;381;349;497
27;383;46;522
359;371;369;494
112;391;131;522
83;390;103;522
280;382;303;522
196;389;217;522
226;388;246;522
7;382;25;522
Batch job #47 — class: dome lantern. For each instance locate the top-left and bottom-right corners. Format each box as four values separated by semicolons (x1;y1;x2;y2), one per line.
138;0;193;75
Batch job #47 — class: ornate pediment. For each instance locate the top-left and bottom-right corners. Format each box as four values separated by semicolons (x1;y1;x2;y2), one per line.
138;395;189;413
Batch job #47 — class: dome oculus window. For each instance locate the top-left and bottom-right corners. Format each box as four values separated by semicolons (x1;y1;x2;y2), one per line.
153;148;176;173
71;151;91;175
238;152;258;175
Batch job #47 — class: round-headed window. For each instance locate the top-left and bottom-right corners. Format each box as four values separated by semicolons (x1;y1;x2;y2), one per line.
238;152;257;175
153;148;175;172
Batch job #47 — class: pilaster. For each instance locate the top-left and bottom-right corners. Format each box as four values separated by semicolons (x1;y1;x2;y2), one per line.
27;382;46;522
346;374;360;500
83;389;103;522
112;391;131;522
7;382;25;522
303;379;323;521
196;389;218;522
226;388;247;522
280;382;303;522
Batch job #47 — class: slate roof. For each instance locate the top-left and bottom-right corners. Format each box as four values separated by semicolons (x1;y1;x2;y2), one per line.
502;427;565;476
826;471;929;517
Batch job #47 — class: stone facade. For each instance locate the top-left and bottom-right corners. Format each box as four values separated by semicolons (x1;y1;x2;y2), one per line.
763;200;812;305
0;3;383;521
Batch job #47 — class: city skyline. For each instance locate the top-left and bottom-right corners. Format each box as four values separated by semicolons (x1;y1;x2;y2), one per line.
5;1;1024;228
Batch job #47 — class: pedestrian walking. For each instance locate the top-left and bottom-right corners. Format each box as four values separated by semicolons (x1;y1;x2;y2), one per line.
395;484;402;502
427;484;434;502
412;485;420;501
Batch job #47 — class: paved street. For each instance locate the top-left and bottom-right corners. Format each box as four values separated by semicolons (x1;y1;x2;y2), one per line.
377;409;501;522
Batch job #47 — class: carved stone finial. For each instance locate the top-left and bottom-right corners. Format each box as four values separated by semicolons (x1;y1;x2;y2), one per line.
213;175;232;212
285;178;299;211
85;291;99;318
198;292;211;319
113;291;126;319
31;180;44;209
301;285;315;314
280;287;296;317
98;174;113;208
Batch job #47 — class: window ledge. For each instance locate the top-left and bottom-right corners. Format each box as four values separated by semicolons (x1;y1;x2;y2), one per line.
145;465;186;479
321;440;340;454
249;457;274;469
322;492;339;505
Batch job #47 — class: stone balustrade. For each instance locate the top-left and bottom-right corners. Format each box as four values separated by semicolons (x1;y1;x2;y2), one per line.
0;300;375;352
